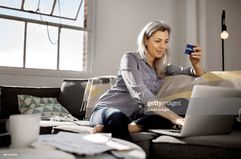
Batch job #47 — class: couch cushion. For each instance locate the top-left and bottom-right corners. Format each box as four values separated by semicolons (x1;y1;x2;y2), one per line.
58;79;88;120
151;131;241;159
151;141;241;159
18;95;71;119
0;86;60;119
130;132;158;159
152;131;241;149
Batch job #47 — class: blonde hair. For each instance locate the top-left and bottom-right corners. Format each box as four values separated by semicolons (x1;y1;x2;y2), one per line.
137;20;171;77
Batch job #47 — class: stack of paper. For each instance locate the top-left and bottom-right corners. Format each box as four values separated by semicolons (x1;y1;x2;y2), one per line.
32;132;132;156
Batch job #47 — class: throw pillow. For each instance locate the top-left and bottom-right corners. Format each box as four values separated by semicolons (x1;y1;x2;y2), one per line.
18;95;71;119
82;76;117;119
58;79;88;119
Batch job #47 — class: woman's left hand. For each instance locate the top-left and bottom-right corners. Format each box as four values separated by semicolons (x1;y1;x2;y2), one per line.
189;45;205;76
189;45;202;66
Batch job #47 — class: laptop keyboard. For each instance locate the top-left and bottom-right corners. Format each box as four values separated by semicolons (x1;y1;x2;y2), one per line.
163;129;182;137
172;124;182;130
169;129;181;133
149;129;182;137
149;125;183;137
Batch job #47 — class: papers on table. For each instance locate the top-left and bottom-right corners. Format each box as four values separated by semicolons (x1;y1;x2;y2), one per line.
32;132;133;156
82;133;132;151
40;120;91;127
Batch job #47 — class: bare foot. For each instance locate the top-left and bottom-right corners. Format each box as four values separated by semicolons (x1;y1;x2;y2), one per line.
90;124;104;134
128;122;142;134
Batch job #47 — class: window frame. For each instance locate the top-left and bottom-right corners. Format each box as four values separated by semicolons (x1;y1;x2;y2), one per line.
0;0;95;78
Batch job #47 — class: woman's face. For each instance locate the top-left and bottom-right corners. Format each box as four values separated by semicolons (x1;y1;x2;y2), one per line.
144;30;169;60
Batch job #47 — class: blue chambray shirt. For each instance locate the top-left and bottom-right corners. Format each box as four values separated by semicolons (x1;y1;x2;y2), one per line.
94;51;195;118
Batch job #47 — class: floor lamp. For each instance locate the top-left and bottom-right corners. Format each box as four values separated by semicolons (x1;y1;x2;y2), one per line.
220;10;229;71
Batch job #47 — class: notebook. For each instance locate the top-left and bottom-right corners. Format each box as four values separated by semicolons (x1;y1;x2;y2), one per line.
149;85;241;137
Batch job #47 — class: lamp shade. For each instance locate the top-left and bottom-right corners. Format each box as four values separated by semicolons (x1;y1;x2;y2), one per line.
221;30;229;39
221;10;229;39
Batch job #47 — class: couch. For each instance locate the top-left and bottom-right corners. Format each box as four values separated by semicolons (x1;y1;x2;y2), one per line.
1;71;241;159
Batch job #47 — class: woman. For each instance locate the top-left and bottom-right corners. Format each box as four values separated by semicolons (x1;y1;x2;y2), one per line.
90;20;205;140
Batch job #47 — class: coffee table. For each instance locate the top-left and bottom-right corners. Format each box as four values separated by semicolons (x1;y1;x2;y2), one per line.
0;133;146;159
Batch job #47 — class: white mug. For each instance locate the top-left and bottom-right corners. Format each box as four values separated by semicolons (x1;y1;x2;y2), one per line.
8;114;41;148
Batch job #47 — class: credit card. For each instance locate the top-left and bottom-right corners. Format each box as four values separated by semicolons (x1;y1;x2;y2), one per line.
185;44;195;55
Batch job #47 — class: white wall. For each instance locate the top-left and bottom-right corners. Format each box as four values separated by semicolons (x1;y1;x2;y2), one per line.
203;0;241;71
93;0;241;76
92;0;190;76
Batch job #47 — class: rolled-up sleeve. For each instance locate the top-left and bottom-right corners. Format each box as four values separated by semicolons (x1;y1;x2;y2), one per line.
165;64;195;76
120;53;157;106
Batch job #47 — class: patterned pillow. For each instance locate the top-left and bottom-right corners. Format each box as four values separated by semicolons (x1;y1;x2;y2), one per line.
18;95;71;119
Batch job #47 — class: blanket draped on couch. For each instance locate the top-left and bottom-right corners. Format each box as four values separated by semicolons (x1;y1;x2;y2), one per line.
157;71;241;100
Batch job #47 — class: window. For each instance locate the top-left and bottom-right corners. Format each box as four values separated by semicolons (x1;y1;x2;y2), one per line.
0;18;24;67
26;23;58;69
0;0;90;75
60;28;86;71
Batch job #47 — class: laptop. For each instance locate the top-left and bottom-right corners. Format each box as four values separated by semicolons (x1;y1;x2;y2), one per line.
149;85;241;137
